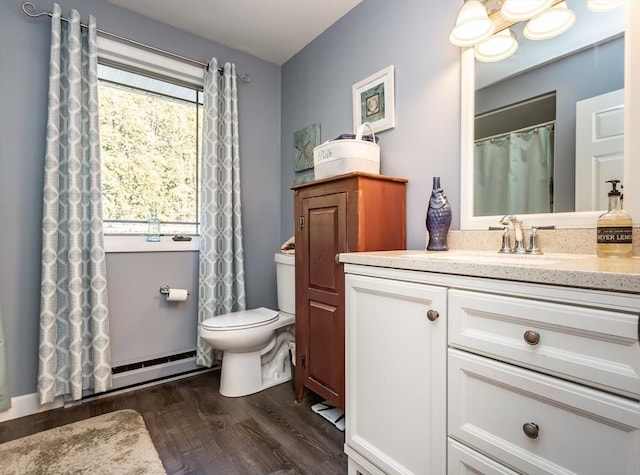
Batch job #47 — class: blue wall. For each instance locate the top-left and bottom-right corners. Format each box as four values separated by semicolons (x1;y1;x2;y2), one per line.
280;0;462;250
0;0;282;398
0;0;463;401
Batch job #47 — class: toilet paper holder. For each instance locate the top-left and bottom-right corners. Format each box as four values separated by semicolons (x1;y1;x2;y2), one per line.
159;285;190;296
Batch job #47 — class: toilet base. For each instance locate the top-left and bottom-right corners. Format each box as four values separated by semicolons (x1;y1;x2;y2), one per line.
219;340;292;397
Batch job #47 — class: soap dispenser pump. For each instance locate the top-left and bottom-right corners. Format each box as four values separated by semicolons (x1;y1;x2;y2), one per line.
596;180;632;258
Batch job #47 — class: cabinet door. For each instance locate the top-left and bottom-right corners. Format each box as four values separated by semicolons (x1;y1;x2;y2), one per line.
296;192;347;407
345;273;447;475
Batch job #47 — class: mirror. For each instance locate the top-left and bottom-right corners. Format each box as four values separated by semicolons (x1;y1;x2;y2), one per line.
460;0;640;229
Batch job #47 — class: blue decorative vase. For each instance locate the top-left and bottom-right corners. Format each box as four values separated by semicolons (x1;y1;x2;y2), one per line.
426;177;452;251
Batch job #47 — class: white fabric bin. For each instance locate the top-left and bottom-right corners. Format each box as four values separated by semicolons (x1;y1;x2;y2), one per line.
313;122;380;179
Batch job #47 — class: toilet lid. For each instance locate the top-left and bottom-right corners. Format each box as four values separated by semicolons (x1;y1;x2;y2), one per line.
201;307;279;331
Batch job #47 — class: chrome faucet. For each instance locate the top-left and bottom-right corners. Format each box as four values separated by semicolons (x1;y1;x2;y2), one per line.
497;215;555;254
499;214;527;253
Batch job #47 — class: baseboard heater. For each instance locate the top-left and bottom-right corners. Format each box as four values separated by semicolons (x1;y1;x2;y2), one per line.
112;350;197;374
111;350;211;390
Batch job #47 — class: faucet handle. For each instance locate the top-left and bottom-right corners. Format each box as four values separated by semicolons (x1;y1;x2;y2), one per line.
497;226;512;253
528;227;542;254
527;225;555;255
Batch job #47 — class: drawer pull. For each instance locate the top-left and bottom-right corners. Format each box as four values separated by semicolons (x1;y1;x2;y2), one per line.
523;330;540;345
523;422;539;439
426;309;439;321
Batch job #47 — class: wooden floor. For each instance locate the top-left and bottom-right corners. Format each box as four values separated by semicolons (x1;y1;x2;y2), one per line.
0;371;348;474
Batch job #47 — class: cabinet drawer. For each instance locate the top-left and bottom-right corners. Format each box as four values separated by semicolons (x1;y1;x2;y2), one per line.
448;438;518;475
448;289;640;398
449;349;640;475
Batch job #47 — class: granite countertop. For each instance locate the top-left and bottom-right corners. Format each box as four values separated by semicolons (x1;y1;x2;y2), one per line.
339;250;640;294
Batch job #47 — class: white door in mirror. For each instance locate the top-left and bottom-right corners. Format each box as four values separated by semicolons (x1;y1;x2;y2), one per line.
575;88;624;212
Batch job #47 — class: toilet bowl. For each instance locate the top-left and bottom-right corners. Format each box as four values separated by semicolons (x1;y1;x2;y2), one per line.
199;253;295;397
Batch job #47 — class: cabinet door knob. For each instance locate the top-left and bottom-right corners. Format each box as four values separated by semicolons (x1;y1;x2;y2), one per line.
523;330;540;345
426;309;439;321
522;422;539;439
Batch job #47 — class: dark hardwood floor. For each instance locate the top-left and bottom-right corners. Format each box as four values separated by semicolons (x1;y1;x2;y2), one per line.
0;371;348;474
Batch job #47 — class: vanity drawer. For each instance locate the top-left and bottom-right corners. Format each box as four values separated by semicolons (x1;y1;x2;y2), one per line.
448;349;640;475
448;289;640;398
448;438;518;475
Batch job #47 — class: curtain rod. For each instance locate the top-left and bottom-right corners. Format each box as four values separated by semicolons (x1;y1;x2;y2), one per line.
21;1;250;83
475;120;555;143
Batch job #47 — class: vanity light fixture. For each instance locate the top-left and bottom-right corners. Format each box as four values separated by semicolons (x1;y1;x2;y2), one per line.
475;28;519;62
500;0;553;21
586;0;626;12
450;0;613;61
523;1;576;40
449;0;495;47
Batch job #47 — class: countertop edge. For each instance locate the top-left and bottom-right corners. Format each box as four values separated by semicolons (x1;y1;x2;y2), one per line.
339;250;640;294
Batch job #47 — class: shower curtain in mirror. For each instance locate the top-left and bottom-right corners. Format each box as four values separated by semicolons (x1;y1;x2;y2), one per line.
197;59;246;367
38;4;111;405
474;124;554;216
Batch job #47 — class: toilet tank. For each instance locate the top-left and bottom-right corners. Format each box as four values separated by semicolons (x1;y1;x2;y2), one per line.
274;253;295;315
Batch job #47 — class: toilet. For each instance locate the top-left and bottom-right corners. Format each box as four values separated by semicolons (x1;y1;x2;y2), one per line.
199;253;295;397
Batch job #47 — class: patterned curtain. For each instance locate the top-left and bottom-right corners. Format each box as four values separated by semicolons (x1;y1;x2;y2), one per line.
197;59;246;367
37;4;111;405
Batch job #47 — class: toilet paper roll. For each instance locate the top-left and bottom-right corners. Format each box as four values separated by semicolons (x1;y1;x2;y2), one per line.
166;288;189;302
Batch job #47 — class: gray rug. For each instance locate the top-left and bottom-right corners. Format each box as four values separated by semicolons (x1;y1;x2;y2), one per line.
0;409;166;475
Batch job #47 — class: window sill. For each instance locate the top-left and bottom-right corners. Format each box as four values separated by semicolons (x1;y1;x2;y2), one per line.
104;235;200;253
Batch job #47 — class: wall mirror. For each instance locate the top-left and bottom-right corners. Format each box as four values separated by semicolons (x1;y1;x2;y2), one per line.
460;0;639;229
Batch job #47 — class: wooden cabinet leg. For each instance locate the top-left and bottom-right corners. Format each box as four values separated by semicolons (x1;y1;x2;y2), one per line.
294;380;308;403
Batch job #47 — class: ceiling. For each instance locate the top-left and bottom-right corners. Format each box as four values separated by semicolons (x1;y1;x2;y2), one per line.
105;0;362;65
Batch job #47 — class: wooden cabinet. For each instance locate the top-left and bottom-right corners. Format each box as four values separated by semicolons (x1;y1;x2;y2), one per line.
292;172;407;408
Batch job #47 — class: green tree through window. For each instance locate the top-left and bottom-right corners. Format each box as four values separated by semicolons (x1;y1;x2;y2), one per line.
98;64;202;235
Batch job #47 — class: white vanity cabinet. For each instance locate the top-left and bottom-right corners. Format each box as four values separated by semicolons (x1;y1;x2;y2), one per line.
344;272;447;475
342;260;640;475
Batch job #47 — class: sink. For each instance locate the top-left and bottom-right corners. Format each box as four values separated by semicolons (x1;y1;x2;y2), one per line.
422;252;565;266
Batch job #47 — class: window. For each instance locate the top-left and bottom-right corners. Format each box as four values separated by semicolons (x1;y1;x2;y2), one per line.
98;63;202;236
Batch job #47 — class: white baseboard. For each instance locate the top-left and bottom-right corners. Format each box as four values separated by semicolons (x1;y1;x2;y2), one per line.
0;393;64;423
0;363;214;423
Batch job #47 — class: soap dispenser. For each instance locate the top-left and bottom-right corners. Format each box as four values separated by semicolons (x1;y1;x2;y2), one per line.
596;180;632;258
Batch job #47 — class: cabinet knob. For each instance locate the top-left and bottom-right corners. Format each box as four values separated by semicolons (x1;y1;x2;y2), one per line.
523;330;540;345
427;309;439;321
522;422;539;439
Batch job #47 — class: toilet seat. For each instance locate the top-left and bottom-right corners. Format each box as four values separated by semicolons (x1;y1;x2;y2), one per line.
201;307;279;331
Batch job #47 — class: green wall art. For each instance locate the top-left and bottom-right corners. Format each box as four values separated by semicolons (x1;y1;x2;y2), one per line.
294;123;321;172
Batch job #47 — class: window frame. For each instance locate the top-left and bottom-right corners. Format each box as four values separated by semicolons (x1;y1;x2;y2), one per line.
97;37;204;253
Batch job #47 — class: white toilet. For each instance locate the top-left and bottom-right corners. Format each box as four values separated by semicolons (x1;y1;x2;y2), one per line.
199;253;295;397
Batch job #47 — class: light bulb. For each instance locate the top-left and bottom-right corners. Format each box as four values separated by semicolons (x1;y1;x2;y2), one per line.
501;0;553;21
524;1;576;40
450;0;495;47
587;0;626;12
475;28;519;62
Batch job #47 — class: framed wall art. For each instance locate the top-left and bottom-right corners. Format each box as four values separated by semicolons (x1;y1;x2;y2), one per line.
352;65;395;133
